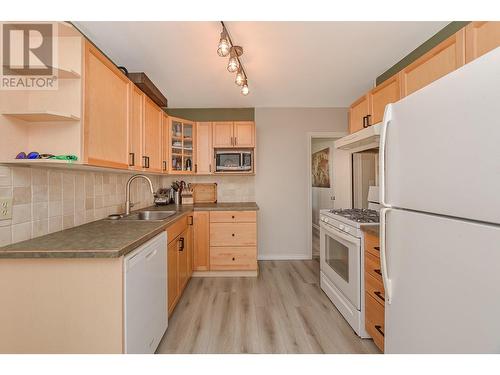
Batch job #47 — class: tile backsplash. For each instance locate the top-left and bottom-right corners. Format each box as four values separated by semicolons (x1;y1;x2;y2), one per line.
0;166;255;246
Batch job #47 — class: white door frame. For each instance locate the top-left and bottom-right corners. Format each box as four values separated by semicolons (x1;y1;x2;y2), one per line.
306;131;348;259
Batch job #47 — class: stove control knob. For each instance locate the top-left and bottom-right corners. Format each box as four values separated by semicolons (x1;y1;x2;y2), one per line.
324;218;329;223
344;227;350;233
339;224;345;230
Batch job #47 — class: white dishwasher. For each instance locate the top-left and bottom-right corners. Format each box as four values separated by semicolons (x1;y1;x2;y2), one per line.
124;232;167;354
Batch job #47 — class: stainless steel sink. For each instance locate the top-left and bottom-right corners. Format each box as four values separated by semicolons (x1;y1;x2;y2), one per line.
121;210;177;221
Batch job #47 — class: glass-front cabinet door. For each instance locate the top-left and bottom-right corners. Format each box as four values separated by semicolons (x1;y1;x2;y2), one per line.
170;118;195;173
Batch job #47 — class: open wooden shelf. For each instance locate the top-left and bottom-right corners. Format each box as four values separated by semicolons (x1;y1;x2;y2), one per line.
2;111;80;122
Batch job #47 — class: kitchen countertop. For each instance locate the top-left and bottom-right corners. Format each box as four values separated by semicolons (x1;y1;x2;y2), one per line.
0;202;259;259
361;224;380;237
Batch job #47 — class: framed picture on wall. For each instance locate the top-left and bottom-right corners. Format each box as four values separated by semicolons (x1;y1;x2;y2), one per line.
312;147;330;188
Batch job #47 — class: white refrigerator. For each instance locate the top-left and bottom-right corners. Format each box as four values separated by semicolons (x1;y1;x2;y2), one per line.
379;47;500;353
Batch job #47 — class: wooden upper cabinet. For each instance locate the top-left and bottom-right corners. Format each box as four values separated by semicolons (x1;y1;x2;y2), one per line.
193;211;210;271
196;122;213;174
400;29;465;97
128;85;144;171
213;122;234;147
369;74;400;125
83;41;129;169
465;21;500;63
349;94;370;134
234;121;255;147
161;113;169;173
143;97;163;172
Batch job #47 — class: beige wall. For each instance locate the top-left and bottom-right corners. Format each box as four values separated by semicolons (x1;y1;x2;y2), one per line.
255;108;348;260
0;166;161;247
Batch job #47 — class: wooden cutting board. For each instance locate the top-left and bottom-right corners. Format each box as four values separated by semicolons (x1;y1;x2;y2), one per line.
192;183;217;203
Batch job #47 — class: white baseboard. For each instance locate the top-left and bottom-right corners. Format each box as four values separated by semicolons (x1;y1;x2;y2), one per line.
258;254;312;261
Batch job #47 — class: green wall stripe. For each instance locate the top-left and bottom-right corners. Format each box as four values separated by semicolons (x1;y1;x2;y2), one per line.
165;108;255;121
376;21;470;86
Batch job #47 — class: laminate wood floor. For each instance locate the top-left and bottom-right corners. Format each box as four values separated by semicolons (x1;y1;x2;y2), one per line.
156;260;380;354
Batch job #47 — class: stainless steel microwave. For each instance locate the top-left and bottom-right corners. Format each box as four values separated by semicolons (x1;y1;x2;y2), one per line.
215;150;253;172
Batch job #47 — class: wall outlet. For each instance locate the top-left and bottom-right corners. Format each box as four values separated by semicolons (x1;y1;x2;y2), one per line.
0;198;13;220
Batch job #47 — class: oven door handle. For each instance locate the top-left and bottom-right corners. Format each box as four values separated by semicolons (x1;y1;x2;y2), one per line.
320;222;361;246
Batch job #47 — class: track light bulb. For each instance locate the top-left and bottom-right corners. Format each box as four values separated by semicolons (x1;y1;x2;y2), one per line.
227;57;239;73
235;69;245;86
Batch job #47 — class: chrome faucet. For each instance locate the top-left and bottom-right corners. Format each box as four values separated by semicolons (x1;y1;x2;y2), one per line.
125;174;156;215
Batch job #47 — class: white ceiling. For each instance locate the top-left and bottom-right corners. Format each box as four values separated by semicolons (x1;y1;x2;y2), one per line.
74;21;448;108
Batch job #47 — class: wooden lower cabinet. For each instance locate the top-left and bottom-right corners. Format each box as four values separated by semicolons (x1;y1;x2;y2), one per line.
210;247;257;270
209;211;258;272
167;215;193;316
364;230;385;352
193;211;210;271
167;237;179;315
365;292;385;351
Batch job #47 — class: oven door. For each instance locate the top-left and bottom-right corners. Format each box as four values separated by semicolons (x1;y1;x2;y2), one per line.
320;222;361;309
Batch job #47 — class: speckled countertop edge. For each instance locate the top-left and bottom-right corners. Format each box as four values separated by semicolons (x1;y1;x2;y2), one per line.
0;202;259;259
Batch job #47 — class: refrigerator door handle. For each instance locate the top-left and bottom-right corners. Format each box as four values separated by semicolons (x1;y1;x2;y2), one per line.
380;207;392;304
379;104;393;208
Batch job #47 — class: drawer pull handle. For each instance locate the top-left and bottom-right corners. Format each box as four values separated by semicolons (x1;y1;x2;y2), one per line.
373;246;380;251
232;233;235;237
232;257;235;261
375;325;385;337
232;215;235;219
374;291;385;302
374;269;382;276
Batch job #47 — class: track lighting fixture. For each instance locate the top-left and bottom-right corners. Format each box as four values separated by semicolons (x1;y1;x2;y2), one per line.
216;21;250;96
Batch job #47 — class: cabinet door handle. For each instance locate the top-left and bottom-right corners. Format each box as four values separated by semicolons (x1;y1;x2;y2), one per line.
195;164;198;173
374;269;382;276
162;161;167;171
374;291;385;302
178;237;184;251
142;156;150;168
362;116;368;128
188;216;193;225
129;152;135;166
374;325;385;337
209;164;211;173
366;114;371;126
234;137;237;145
373;246;380;251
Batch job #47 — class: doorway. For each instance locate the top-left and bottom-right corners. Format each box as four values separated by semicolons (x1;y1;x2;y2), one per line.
307;132;350;259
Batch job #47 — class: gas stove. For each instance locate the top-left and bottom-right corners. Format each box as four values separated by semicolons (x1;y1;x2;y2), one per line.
319;208;379;237
328;208;379;223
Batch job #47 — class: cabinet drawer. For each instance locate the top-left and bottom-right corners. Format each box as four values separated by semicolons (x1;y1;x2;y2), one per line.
210;210;256;223
365;252;383;283
365;272;385;307
364;232;380;258
210;223;257;246
365;292;385;351
167;215;188;244
210;247;257;270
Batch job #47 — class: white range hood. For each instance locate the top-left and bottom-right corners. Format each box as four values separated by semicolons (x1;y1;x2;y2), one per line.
335;123;381;152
